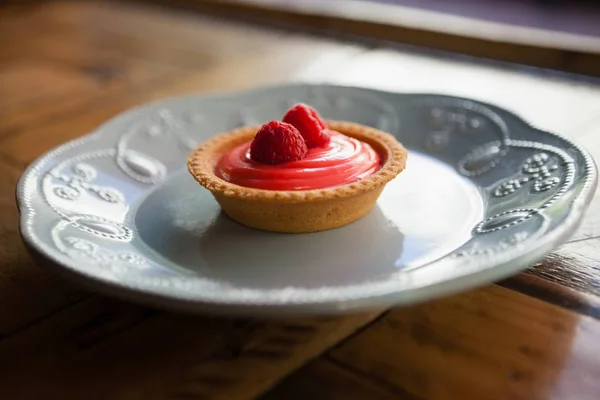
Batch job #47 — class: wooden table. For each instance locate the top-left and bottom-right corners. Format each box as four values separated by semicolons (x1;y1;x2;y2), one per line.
187;0;600;77
1;1;600;399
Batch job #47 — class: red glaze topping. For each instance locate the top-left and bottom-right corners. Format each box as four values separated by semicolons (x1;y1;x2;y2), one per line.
215;130;381;190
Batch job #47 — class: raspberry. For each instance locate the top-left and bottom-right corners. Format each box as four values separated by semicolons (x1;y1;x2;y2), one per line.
250;121;308;165
282;103;330;148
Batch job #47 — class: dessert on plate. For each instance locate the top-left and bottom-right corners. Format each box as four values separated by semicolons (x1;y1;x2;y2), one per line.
187;103;407;233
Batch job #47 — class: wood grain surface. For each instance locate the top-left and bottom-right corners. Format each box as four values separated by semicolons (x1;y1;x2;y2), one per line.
1;1;600;399
267;286;600;400
174;0;600;77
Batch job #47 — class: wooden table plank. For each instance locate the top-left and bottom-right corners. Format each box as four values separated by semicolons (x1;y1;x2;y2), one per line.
0;63;97;110
0;61;180;141
0;1;284;66
299;285;600;400
529;239;600;299
0;0;294;138
0;294;381;399
173;0;600;77
261;359;402;400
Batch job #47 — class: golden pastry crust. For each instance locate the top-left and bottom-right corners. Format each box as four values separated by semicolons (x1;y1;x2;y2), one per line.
187;121;407;233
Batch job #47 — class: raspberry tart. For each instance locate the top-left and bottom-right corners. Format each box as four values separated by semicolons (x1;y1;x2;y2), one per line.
187;103;407;233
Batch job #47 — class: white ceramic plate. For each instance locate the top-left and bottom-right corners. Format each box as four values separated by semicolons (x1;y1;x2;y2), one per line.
17;84;597;316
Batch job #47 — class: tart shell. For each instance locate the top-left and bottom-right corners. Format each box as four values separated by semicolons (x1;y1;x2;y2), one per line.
187;121;407;233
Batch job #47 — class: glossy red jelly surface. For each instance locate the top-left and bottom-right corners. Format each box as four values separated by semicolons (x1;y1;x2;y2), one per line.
215;131;381;191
